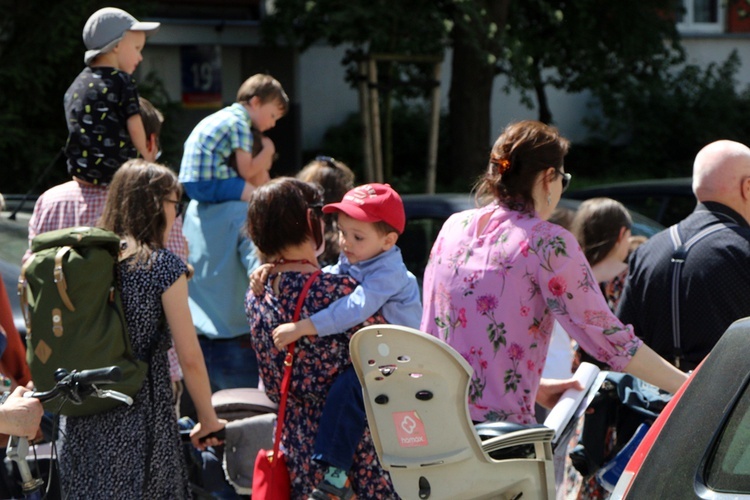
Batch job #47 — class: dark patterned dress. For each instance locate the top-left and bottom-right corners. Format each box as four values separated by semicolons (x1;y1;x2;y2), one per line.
245;271;398;500
59;249;191;499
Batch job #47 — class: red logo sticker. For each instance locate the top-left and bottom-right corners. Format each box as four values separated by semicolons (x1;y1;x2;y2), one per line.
393;411;428;447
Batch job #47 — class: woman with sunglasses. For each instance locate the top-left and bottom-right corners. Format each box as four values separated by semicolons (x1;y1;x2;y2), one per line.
420;120;686;428
59;160;225;498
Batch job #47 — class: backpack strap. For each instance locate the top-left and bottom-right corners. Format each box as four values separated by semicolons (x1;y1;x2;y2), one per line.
669;222;736;368
18;258;33;332
53;246;75;312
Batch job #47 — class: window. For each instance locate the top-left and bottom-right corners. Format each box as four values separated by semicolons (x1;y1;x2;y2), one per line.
677;0;724;33
705;377;750;492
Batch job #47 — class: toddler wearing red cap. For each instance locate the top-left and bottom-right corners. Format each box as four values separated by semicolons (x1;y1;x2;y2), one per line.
272;182;422;499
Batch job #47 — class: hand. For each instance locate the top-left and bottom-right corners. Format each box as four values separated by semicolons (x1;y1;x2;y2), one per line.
249;263;274;296
190;418;227;451
260;136;275;163
0;387;44;439
535;377;584;410
247;170;271;187
272;323;305;349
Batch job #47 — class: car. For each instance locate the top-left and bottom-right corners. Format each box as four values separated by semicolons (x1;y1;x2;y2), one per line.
400;193;665;284
611;317;750;499
564;177;695;227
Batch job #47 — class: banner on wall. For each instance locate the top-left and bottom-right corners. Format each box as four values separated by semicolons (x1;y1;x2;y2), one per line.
180;45;222;108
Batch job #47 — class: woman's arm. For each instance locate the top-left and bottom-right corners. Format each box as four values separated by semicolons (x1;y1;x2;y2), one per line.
539;227;686;393
162;275;225;448
624;343;687;394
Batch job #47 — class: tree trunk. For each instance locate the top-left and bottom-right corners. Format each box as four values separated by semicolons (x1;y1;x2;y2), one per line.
448;1;511;183
533;65;553;125
448;36;493;180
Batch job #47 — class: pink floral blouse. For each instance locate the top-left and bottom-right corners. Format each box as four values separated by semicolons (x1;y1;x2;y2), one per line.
420;202;642;424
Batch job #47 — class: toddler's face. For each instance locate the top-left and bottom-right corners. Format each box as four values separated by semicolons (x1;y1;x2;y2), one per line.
115;30;146;74
336;213;393;265
250;99;285;132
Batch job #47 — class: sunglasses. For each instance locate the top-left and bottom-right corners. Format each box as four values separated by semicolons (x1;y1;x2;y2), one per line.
315;155;337;168
308;201;324;216
559;171;572;192
165;198;185;218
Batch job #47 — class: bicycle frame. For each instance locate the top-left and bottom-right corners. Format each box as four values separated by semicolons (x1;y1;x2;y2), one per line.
3;366;131;496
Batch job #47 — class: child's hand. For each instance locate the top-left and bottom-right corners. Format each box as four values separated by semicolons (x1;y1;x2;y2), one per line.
249;263;274;296
272;322;306;349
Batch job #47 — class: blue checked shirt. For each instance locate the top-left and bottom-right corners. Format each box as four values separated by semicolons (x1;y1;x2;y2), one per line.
179;103;254;183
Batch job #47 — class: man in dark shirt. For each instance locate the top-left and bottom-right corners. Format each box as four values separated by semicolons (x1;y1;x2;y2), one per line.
617;140;750;371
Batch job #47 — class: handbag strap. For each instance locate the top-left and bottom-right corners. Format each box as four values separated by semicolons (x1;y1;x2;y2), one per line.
271;270;321;462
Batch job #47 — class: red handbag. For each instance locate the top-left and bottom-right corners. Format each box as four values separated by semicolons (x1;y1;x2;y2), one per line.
252;271;320;500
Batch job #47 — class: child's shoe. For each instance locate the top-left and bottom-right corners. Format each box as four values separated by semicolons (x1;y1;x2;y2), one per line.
308;476;356;500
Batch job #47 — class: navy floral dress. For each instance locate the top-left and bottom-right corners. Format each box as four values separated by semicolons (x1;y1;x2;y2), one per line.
245;271;397;499
59;249;190;499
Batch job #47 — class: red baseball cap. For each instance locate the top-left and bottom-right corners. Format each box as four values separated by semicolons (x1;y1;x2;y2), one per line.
323;183;405;234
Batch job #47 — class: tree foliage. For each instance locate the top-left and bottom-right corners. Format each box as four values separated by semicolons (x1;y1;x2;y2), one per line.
264;0;448;84
592;52;750;178
500;0;685;127
264;0;514;180
263;1;695;182
0;0;157;193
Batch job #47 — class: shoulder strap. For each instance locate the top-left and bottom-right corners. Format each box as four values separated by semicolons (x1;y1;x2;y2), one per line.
54;246;75;312
271;270;321;466
669;223;736;368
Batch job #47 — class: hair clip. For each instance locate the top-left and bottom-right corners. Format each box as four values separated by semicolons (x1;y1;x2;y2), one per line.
490;156;511;174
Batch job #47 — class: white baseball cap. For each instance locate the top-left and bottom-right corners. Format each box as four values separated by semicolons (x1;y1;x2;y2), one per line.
83;7;160;65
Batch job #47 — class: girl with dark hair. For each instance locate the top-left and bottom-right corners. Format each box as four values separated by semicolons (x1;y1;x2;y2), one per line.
570;198;637;499
245;177;396;499
571;197;633;312
59;159;225;499
420;120;686;426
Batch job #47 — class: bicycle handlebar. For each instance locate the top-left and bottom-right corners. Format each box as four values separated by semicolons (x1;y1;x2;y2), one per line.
25;365;125;403
71;365;122;386
6;365;131;495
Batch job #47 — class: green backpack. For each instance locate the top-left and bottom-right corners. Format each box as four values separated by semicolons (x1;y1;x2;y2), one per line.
19;226;148;416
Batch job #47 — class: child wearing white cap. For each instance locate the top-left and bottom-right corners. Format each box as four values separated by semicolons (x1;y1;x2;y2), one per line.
63;7;160;186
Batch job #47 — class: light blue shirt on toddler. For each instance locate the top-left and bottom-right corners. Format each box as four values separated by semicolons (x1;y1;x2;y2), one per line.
312;246;422;335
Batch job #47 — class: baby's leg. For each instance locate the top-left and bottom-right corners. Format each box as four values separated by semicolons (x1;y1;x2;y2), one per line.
313;367;365;470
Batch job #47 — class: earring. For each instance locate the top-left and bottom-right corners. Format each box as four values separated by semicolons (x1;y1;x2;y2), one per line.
547;193;552;206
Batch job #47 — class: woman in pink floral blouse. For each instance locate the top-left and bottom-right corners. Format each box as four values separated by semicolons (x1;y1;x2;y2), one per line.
420;120;686;425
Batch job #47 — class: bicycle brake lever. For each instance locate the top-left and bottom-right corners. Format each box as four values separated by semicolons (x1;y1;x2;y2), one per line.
93;387;133;406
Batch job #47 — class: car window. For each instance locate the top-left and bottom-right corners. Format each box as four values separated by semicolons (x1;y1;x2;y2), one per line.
705;377;750;493
0;216;29;266
597;195;696;228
